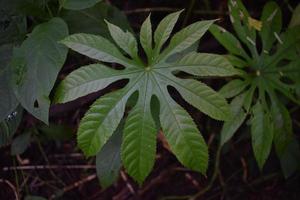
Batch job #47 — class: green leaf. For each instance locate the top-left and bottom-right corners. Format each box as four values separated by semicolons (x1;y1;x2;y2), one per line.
96;121;123;188
228;0;257;54
140;14;153;62
220;92;247;146
260;2;282;52
60;0;103;10
106;20;138;59
166;76;231;121
11;132;31;155
158;92;208;173
225;55;248;68
61;2;131;36
251;102;274;170
122;76;157;184
153;10;183;57
0;44;18;121
54;64;138;103
271;100;293;156
279;139;300;178
57;13;234;183
77;85;136;156
11;18;68;124
61;33;135;67
209;24;249;59
169;53;239;77
289;4;300;27
159;20;215;62
219;79;248;98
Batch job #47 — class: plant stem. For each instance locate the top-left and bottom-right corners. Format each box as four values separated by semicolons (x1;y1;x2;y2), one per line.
182;0;196;28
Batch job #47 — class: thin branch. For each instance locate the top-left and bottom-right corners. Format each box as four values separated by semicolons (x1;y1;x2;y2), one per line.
0;179;19;200
3;165;96;171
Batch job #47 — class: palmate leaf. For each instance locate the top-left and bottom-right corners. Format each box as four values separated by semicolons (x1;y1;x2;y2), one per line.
212;0;300;171
56;11;238;183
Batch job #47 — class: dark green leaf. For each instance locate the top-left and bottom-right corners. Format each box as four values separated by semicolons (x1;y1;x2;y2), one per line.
11;132;31;155
11;18;68;124
60;0;103;10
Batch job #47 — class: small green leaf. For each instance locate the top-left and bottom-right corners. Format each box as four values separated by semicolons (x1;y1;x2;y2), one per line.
167;77;231;121
289;4;300;27
210;24;249;59
159;20;215;62
140;14;153;62
106;20;138;59
260;2;282;52
11;132;31;155
220;92;247;146
61;33;134;67
158;94;208;174
96;121;123;188
279;139;300;178
219;79;248;98
251;102;274;170
77;86;135;156
153;10;183;57
60;0;103;10
170;53;239;77
54;64;137;103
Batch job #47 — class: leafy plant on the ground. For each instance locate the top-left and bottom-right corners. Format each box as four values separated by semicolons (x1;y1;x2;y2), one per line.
0;0;131;145
210;0;300;174
54;11;240;184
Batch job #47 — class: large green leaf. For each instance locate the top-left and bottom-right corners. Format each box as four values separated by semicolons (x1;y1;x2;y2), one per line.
60;0;103;10
251;102;274;169
10;18;68;123
96;122;123;188
219;79;248;98
56;11;235;183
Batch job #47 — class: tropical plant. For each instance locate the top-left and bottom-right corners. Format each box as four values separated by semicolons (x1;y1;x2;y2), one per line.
210;0;300;173
54;11;240;184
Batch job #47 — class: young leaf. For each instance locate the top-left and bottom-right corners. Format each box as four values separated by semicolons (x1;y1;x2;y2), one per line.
96;122;123;188
10;18;68;124
251;102;274;170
